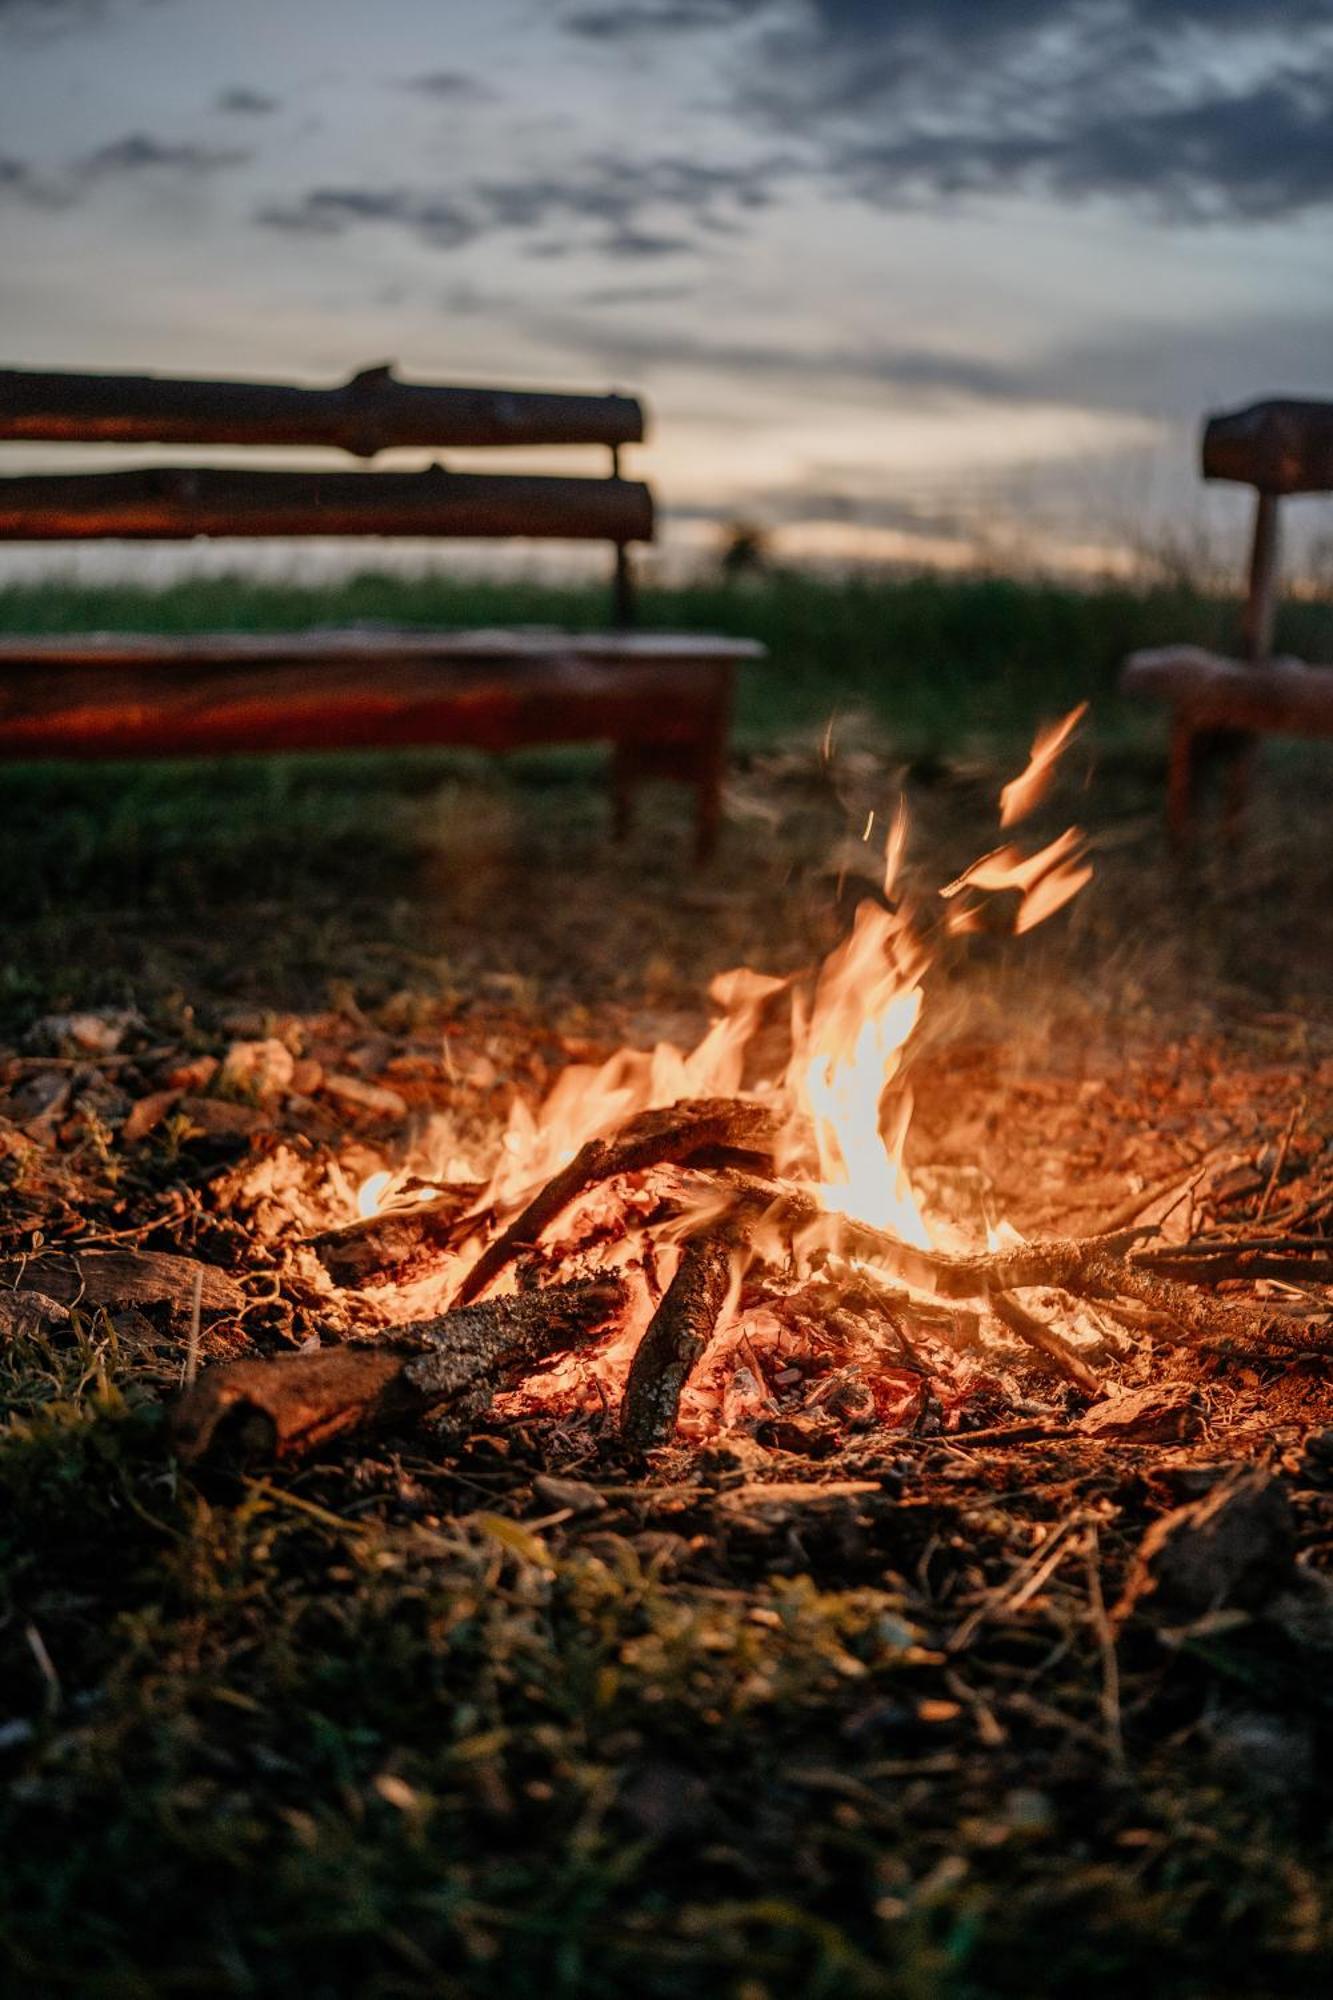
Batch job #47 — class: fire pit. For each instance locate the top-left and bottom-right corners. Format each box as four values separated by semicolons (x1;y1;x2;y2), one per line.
169;708;1329;1472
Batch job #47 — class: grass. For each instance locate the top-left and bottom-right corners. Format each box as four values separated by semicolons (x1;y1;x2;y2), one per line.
0;566;1331;1995
0;1317;1328;2000
5;561;1332;744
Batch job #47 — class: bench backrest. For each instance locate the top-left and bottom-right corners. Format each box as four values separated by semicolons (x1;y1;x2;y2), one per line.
1201;399;1333;663
0;363;653;626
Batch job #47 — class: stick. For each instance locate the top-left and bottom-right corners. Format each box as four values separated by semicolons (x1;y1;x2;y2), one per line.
455;1099;777;1305
171;1274;626;1466
620;1224;746;1447
988;1290;1101;1397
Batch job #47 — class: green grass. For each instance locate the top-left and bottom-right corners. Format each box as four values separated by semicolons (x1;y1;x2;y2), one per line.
5;563;1331;744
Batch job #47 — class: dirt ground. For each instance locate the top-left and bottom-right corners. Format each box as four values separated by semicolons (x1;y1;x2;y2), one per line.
1;729;1331;1998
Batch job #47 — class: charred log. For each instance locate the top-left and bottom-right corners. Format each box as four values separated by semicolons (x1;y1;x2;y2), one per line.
171;1273;626;1465
620;1224;747;1447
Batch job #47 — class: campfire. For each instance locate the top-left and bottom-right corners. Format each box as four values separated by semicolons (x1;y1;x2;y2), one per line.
173;706;1319;1469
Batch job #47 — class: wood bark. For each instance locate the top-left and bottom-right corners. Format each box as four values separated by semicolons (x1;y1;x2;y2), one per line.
0;364;644;454
0;465;653;544
0;1248;242;1316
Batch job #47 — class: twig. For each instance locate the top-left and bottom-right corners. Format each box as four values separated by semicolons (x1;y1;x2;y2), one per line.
183;1265;203;1388
989;1290;1101;1397
1256;1098;1306;1223
1083;1528;1127;1780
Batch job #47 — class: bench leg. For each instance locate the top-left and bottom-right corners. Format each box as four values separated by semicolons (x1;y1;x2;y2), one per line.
1218;732;1257;848
693;726;726;866
1166;712;1199;845
610;740;637;843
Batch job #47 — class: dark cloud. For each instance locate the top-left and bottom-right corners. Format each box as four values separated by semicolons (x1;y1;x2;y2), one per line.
216;87;279;116
256;187;477;247
561;0;1333;224
254;150;788;258
399;70;496;101
79;133;251;178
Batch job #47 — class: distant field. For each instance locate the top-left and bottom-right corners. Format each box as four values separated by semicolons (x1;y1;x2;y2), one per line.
4;564;1331;746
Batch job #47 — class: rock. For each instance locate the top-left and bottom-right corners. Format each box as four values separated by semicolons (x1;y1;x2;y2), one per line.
531;1474;606;1516
28;1010;139;1056
166;1055;219;1092
122;1088;183;1144
220;1038;295;1099
1115;1467;1296;1628
1079;1383;1204;1442
321;1073;408;1120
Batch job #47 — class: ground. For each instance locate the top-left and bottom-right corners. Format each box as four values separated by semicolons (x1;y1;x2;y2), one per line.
0;572;1331;1998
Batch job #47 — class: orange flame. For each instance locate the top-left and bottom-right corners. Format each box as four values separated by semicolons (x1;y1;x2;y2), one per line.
999;702;1088;827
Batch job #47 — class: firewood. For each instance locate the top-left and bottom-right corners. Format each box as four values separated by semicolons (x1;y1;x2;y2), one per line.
455;1098;777;1305
620;1222;748;1447
0;1248;242;1317
712;1172;1293;1346
171;1273;626;1466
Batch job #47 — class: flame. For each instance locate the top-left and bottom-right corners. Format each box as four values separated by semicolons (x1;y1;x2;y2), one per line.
352;715;1092;1274
999;703;1088;827
940;826;1093;934
357;1169;394;1219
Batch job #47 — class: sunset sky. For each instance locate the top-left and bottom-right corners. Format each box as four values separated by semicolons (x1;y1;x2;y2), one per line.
3;0;1331;577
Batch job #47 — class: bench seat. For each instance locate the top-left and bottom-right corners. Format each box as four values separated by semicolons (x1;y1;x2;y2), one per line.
0;626;764;858
1121;646;1333;736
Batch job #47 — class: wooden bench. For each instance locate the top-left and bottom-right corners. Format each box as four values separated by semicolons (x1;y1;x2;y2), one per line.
1121;398;1333;841
0;364;762;859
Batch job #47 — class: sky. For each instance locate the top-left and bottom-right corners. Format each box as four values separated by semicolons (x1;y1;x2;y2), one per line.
2;0;1332;580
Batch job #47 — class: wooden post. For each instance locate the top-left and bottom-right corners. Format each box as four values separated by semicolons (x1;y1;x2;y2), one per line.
1241;490;1280;664
1218;488;1281;841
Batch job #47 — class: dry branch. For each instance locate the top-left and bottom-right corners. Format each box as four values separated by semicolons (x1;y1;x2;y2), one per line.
988;1290;1101;1397
455;1098;777;1305
171;1273;626;1465
621;1223;747;1447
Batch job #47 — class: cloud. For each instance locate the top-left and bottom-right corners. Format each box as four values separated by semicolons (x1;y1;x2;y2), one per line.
560;0;1333;225
78;133;251;179
256;187;478;247
216;87;279;116
399;70;496;101
254;150;790;258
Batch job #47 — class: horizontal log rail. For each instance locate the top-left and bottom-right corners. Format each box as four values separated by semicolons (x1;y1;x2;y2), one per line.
0;364;645;456
1202;399;1333;495
0;465;654;543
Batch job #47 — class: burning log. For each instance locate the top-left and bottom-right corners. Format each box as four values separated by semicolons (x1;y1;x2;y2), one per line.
455;1098;777;1305
309;1183;485;1287
621;1222;749;1447
171;1273;626;1465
